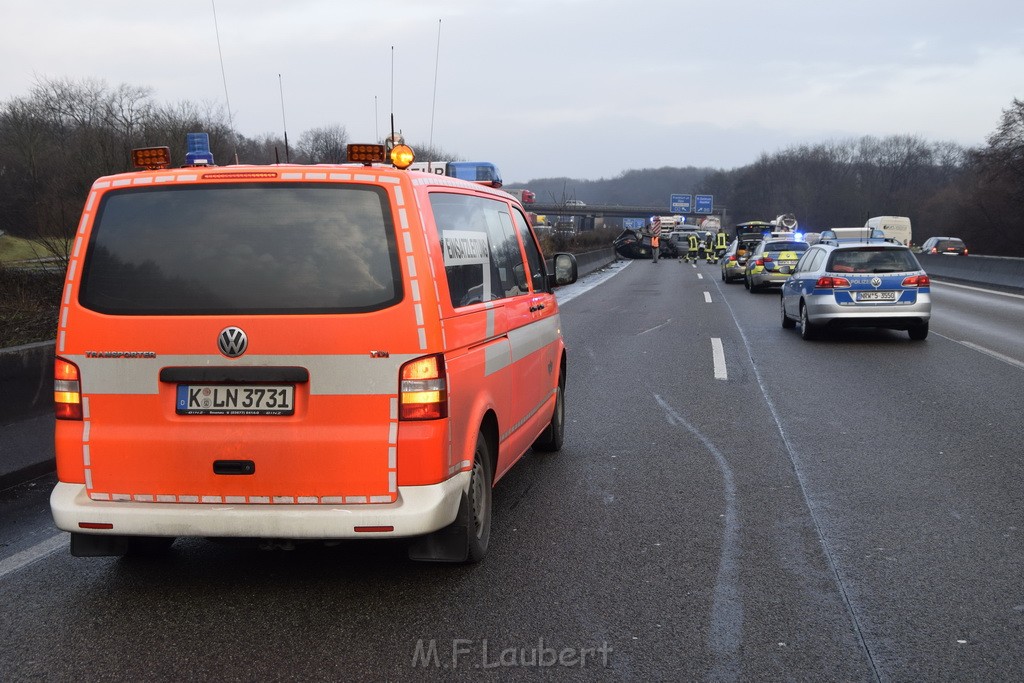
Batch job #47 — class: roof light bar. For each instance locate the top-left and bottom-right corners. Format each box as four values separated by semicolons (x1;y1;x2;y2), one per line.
131;146;171;170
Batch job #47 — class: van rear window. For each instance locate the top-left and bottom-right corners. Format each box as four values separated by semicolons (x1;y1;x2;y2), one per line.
79;184;402;314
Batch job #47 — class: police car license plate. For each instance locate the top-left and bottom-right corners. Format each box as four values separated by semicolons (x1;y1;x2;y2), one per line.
176;385;295;415
857;291;897;302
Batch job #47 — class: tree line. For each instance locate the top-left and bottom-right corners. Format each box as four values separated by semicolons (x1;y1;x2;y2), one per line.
529;102;1024;257
1;77;1022;256
0;77;455;250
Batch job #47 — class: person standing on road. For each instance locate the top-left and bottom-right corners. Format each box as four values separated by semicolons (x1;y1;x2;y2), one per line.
650;216;661;263
684;231;700;266
714;227;728;264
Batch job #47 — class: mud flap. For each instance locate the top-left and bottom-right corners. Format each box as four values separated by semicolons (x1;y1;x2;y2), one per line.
407;491;470;563
71;533;129;557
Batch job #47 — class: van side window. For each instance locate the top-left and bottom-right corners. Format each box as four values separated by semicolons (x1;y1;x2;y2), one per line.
512;209;548;293
430;193;527;308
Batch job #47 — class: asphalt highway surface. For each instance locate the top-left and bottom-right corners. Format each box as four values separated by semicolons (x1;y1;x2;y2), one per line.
2;258;1022;681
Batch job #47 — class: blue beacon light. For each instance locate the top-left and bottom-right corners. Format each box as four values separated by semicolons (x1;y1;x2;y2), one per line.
185;132;215;166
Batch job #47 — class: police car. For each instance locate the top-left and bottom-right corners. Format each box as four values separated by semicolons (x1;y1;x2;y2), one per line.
780;238;931;340
743;235;809;291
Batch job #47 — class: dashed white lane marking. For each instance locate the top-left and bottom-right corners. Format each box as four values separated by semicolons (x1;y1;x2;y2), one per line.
712;337;728;380
0;533;67;581
704;292;713;304
697;273;704;280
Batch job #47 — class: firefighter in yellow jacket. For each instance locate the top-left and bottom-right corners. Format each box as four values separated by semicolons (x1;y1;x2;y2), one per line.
684;231;700;265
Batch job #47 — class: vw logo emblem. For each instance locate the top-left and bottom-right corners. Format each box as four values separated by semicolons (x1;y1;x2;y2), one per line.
870;277;882;288
218;327;248;358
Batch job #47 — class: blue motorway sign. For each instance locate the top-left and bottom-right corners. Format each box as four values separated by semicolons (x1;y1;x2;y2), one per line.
695;195;714;214
623;217;646;229
670;194;692;214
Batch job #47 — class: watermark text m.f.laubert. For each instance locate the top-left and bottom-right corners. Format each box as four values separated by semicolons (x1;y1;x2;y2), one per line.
412;638;613;670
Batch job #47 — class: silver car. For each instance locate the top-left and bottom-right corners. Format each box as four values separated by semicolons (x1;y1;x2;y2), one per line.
781;241;931;340
744;238;809;291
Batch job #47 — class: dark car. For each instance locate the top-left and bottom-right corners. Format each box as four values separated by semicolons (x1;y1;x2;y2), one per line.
919;236;968;256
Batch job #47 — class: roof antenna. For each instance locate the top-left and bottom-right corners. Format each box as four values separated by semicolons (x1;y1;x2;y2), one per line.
211;0;239;164
390;46;396;148
278;73;290;163
429;19;442;153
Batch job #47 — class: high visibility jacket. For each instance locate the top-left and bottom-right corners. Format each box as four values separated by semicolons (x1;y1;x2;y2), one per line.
716;232;728;249
687;234;699;251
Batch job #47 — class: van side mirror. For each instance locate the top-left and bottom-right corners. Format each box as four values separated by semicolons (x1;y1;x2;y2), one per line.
548;253;578;288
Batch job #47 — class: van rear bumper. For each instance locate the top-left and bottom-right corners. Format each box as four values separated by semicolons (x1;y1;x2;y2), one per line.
50;473;470;540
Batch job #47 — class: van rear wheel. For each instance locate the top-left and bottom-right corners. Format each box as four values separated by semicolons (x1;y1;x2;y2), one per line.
465;433;493;563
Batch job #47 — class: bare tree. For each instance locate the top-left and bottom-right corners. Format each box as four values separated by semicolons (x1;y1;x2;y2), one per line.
297;125;348;164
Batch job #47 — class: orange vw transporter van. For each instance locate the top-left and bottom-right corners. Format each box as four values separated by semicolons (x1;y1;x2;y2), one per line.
49;136;577;563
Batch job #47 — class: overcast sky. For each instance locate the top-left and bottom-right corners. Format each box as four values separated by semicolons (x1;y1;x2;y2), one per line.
3;0;1023;182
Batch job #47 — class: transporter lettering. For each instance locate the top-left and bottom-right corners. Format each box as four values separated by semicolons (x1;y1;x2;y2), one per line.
85;351;157;359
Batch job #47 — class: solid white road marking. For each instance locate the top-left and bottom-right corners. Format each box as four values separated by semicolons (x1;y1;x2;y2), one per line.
932;280;1024;300
712;337;727;380
0;533;67;581
935;336;1024;371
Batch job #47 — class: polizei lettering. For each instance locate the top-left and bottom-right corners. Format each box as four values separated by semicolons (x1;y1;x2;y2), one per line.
85;351;157;359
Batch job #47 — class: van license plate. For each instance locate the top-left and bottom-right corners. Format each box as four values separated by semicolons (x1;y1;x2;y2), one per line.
176;385;295;415
857;291;897;302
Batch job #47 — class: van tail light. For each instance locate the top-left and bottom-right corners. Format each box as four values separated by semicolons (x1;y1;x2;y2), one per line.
54;357;83;420
902;274;930;287
399;354;448;420
815;276;851;289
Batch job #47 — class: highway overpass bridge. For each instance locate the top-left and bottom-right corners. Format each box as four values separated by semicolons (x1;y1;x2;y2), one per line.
526;203;727;230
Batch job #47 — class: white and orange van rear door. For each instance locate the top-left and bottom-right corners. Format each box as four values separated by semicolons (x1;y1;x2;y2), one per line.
56;173;433;508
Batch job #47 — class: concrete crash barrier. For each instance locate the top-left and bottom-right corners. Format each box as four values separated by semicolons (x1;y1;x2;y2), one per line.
1;340;54;424
917;254;1024;290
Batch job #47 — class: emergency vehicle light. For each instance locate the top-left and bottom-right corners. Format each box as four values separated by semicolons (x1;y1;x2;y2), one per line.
390;144;415;169
348;144;387;164
447;162;503;188
54;357;82;420
131;146;171;170
185;132;215;166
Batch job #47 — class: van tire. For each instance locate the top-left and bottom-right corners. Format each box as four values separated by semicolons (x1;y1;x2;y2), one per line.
532;375;565;453
407;431;493;563
465;432;493;563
